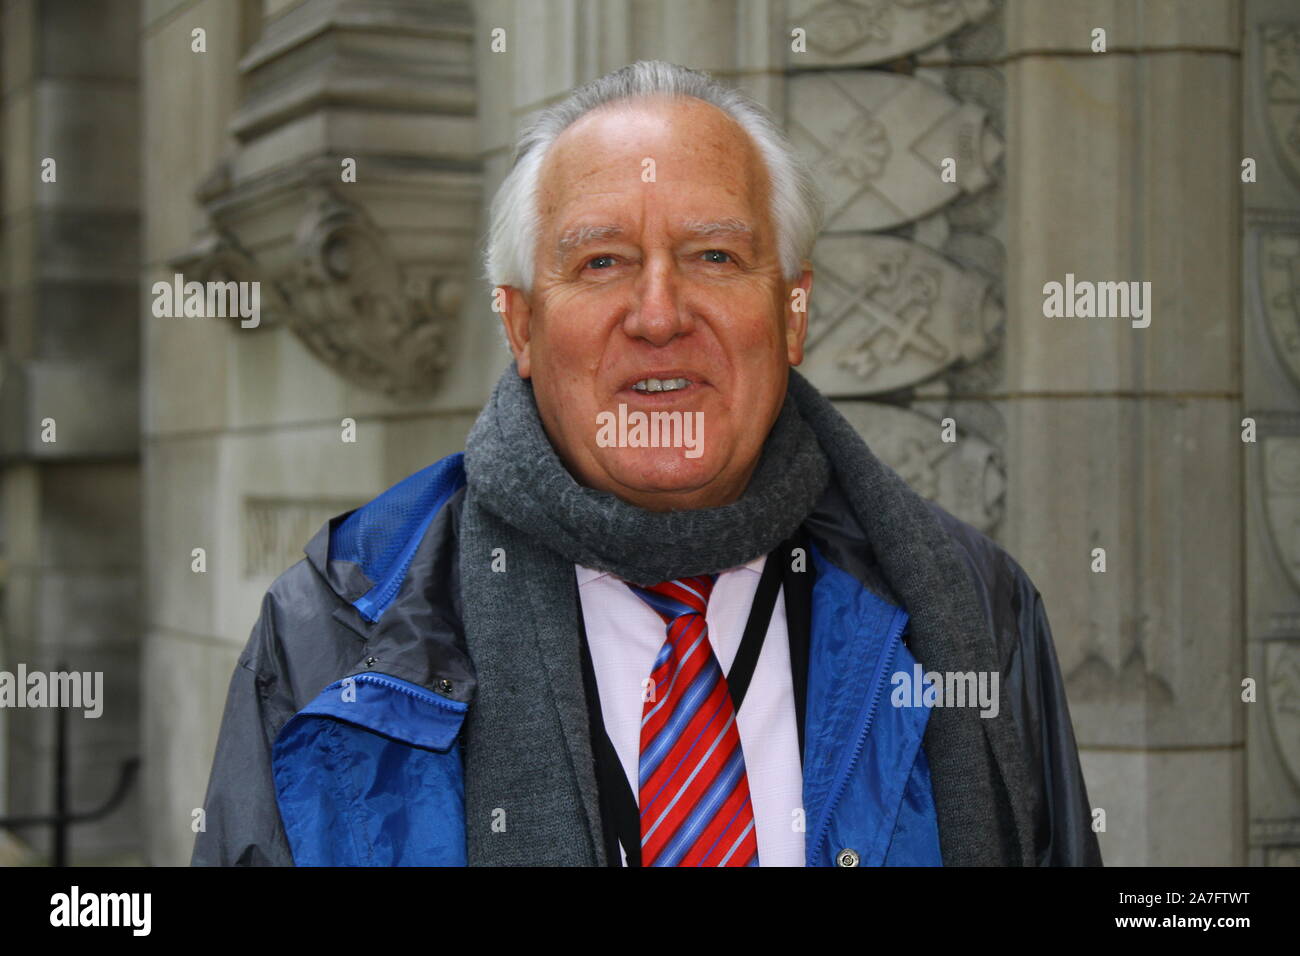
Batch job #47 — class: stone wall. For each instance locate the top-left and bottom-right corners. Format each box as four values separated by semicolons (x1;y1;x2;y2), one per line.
0;0;142;863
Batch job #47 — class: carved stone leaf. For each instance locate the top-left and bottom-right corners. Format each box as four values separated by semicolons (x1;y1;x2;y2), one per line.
1265;641;1300;792
1262;23;1300;193
1260;232;1300;391
831;400;1005;532
788;0;994;66
1264;436;1300;597
788;71;1003;231
802;234;1002;395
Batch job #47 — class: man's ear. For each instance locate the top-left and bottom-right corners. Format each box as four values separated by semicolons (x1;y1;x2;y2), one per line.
785;266;813;367
499;285;534;378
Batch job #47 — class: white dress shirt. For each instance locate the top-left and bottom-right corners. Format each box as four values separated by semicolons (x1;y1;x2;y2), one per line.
576;555;806;866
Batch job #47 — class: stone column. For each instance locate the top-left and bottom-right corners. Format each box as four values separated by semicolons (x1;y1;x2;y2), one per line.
1243;0;1300;867
1000;0;1244;864
0;0;142;862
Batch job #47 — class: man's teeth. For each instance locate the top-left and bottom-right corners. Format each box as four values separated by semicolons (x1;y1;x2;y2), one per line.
632;377;691;393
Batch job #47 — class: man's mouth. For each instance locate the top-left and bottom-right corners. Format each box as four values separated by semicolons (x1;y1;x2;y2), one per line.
616;367;708;398
631;377;691;393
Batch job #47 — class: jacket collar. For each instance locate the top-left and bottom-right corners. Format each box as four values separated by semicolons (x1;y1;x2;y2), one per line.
304;455;477;705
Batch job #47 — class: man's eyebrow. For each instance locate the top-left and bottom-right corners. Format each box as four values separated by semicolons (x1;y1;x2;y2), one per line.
681;218;756;243
553;218;757;262
556;224;625;262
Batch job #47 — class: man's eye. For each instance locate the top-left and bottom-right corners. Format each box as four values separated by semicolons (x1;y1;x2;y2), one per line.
700;250;732;264
586;255;616;269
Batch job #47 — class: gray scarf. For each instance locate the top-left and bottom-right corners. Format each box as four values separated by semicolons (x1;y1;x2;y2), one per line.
458;364;1035;866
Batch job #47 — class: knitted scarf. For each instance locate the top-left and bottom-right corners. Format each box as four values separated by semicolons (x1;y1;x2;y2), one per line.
458;364;1035;866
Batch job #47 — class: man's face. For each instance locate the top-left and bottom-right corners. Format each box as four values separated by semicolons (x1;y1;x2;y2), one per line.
500;96;812;511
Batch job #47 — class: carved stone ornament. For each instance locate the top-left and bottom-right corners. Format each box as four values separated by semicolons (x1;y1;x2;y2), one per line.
788;0;995;67
279;191;458;398
1263;436;1300;596
787;71;1004;231
831;400;1005;532
802;234;1002;395
1262;23;1300;194
1260;231;1300;391
1265;640;1300;793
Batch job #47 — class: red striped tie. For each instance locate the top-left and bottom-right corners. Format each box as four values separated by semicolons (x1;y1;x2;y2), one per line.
626;575;759;867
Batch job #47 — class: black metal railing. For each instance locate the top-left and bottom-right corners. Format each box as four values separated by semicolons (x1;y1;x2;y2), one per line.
0;700;138;866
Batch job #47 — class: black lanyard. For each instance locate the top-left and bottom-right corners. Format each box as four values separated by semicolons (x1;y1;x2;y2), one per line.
575;531;812;867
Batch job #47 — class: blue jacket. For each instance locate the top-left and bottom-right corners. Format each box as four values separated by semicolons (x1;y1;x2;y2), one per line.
193;452;1100;866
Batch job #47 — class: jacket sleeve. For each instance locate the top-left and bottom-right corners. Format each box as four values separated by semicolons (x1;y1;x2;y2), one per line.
1017;580;1103;866
191;595;298;866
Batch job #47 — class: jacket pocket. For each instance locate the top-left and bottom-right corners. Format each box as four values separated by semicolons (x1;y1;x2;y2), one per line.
272;673;467;866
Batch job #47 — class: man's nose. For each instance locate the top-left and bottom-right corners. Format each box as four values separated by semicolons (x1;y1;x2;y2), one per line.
623;258;690;346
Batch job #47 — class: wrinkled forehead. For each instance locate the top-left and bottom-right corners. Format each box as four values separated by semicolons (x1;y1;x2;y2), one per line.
534;97;772;233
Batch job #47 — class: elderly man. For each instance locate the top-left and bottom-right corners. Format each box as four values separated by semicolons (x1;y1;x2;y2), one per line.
193;60;1100;867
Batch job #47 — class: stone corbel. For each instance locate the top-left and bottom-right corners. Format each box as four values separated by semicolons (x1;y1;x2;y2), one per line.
282;187;459;397
172;0;481;399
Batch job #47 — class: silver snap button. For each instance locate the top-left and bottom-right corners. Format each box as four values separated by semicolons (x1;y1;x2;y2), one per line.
438;678;453;694
365;656;377;667
836;848;860;867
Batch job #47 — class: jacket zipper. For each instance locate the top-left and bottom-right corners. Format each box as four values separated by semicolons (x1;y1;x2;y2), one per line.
810;607;908;866
333;672;468;713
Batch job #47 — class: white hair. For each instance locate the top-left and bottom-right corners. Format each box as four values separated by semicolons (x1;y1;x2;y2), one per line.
483;59;824;294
